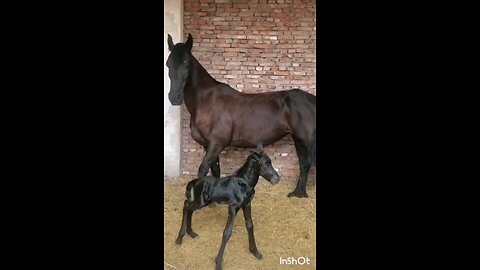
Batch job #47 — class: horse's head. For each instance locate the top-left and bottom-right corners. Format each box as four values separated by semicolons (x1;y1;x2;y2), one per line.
252;144;280;185
166;33;193;106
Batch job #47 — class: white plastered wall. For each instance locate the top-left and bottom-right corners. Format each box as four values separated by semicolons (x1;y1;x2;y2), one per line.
164;0;183;179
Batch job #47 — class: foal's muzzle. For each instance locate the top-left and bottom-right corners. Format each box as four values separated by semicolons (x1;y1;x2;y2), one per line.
270;174;280;185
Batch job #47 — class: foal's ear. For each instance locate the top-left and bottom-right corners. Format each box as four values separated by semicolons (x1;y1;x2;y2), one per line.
256;143;264;153
185;33;193;52
167;34;174;51
250;151;261;162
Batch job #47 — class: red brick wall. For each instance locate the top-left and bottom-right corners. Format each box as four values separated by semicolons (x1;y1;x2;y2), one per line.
180;0;316;181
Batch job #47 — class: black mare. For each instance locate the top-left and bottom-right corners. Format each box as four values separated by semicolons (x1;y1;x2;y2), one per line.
175;145;280;270
166;34;316;198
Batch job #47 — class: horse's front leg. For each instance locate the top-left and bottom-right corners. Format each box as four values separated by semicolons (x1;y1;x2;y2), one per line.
211;156;221;178
199;144;224;208
198;144;224;178
203;146;221;178
215;205;237;270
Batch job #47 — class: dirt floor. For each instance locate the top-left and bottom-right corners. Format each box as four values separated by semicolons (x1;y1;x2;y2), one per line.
164;177;316;270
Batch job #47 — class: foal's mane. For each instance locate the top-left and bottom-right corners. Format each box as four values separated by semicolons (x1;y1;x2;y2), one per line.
234;154;258;178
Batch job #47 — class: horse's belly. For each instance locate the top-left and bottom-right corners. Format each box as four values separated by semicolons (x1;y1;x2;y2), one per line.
230;127;289;147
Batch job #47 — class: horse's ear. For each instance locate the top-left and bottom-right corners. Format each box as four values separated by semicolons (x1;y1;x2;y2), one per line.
185;33;193;52
167;34;174;51
256;143;264;153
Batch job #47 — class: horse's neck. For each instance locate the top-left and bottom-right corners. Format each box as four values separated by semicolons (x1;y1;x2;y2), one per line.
184;55;218;115
189;56;216;87
235;158;261;188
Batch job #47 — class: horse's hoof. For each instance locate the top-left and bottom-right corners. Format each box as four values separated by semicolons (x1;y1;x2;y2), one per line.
188;231;198;238
287;191;309;198
208;202;217;208
175;238;182;245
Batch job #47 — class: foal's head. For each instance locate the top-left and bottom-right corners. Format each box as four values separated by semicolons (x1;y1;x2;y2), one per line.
166;33;193;106
252;146;280;185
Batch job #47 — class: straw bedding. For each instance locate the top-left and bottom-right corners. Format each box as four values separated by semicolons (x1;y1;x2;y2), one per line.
164;177;316;270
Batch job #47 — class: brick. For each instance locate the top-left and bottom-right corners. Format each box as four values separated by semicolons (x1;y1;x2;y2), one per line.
253;44;269;49
214;21;228;26
273;71;289;76
223;52;238;57
241;17;256;21
180;0;316;179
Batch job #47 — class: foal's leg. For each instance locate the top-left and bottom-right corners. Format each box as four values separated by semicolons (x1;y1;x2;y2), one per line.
175;200;190;244
288;137;312;198
215;206;237;270
242;202;263;259
186;208;198;238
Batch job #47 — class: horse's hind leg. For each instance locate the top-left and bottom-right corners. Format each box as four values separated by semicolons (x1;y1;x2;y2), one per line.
288;137;312;198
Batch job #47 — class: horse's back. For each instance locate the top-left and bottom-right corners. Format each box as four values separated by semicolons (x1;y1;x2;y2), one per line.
285;88;317;106
195;83;316;147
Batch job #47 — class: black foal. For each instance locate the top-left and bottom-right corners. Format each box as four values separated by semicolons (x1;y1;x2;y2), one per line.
175;144;280;270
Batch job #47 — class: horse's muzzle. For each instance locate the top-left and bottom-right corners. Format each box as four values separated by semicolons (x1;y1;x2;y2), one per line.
168;90;183;106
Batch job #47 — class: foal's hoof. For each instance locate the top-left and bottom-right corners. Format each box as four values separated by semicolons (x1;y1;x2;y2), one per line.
187;231;198;238
252;250;263;260
175;237;183;245
287;190;309;198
